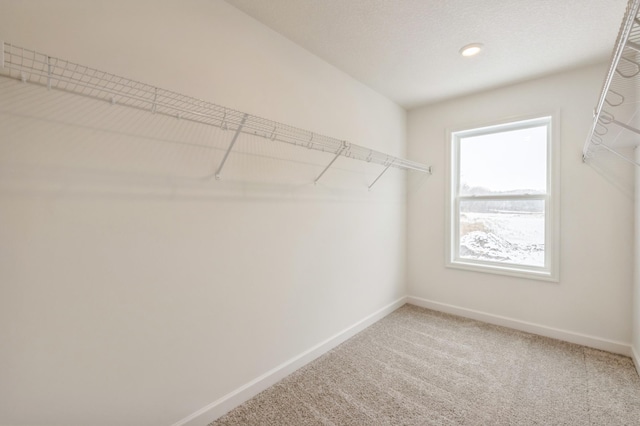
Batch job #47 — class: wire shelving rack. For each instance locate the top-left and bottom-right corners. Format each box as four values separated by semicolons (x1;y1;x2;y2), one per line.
1;41;431;188
584;0;640;167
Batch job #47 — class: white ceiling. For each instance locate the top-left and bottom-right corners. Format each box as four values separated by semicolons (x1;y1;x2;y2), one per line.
225;0;628;109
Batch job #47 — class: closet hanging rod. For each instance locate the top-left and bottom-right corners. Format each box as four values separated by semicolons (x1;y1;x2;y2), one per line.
0;42;432;177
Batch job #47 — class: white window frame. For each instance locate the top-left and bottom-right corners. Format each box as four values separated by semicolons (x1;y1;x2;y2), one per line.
446;115;559;282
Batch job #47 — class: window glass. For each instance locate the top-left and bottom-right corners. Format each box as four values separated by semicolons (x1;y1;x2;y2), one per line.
459;126;547;195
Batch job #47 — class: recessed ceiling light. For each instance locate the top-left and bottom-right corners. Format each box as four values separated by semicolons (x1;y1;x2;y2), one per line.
460;43;483;57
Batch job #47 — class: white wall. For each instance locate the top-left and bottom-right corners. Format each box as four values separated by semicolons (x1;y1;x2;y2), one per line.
407;63;635;349
0;1;407;425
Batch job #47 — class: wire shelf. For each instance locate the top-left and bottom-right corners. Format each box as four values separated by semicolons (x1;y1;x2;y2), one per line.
1;41;431;187
583;0;640;167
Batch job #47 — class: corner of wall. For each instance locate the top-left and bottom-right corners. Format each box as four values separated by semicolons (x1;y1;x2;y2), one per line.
172;297;408;426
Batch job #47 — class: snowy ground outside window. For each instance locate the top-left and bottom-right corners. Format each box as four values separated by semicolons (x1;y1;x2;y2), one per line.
459;211;544;267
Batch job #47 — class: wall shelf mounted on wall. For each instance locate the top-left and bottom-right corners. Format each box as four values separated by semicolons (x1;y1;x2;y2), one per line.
584;0;640;167
1;42;432;189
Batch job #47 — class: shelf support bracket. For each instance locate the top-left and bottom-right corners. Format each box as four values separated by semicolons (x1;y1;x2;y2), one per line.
314;142;347;184
368;161;393;191
215;113;248;180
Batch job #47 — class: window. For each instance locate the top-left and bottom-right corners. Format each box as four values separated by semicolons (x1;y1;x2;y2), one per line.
448;116;558;281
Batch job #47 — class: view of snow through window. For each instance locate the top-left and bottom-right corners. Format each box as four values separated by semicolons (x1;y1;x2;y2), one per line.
456;124;547;268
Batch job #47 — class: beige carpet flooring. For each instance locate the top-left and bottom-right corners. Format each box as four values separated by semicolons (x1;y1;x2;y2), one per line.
211;304;640;425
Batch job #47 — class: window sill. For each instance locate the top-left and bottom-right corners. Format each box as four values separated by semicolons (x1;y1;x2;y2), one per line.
447;259;559;283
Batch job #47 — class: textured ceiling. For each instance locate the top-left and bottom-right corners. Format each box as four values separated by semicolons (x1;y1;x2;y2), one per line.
225;0;628;108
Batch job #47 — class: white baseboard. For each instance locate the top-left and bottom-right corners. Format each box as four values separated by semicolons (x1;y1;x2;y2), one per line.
632;345;640;376
171;297;408;426
406;296;632;357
